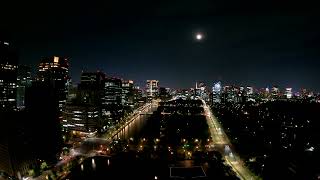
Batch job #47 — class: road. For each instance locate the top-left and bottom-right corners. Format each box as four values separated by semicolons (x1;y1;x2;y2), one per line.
102;101;156;140
26;101;158;180
202;99;258;180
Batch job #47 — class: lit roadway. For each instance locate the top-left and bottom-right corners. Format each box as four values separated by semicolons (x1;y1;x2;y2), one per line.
102;101;156;140
202;99;258;180
26;101;158;180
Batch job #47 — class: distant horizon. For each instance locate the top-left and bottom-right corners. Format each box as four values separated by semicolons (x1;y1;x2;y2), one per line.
14;61;319;93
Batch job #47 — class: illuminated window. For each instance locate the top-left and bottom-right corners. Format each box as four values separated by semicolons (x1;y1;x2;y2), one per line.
54;56;59;63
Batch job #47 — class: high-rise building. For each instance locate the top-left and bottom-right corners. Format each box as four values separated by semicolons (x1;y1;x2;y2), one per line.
0;112;37;179
271;86;280;98
63;71;106;133
265;87;270;94
285;88;293;99
0;40;18;112
146;80;159;97
62;106;100;132
103;77;122;106
78;71;105;105
133;86;144;104
102;77;123;124
80;71;105;87
159;87;171;100
212;81;222;103
122;80;134;106
25;81;63;162
37;56;70;112
221;85;243;103
195;82;208;100
16;65;32;110
246;86;253;95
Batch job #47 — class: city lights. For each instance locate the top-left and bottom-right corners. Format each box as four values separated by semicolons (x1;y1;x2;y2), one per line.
1;6;319;179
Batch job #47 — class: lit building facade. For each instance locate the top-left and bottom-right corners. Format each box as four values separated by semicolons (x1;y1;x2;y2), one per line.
37;56;70;112
194;81;209;101
102;77;123;125
133;86;144;104
271;86;280;99
285;88;293;99
212;81;222;103
246;86;253;96
62;106;100;132
78;71;105;105
103;77;122;106
146;80;159;97
122;80;134;106
16;65;32;110
222;86;237;103
0;40;18;112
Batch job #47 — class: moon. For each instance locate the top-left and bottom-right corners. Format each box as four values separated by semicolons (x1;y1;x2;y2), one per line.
196;33;203;40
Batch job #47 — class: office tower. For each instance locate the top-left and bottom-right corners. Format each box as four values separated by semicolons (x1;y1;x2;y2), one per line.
25;81;63;163
16;65;32;110
246;86;253;96
0;40;34;179
62;106;100;132
37;56;70;111
0;40;18;112
122;80;134;106
78;71;105;105
285;88;293;99
271;86;280;98
102;77;123;124
103;77;122;106
0;111;37;179
195;82;205;97
159;87;171;100
146;80;159;97
133;86;144;104
212;81;222;103
62;71;105;132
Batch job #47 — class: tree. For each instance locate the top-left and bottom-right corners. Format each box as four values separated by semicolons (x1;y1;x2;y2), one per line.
40;162;48;171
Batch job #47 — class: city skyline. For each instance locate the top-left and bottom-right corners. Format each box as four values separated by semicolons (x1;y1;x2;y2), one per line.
1;1;320;91
1;5;320;178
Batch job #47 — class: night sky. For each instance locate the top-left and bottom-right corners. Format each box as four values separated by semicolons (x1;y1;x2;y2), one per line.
1;1;320;91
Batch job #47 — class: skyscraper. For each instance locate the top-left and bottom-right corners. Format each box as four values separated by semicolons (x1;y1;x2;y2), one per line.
122;80;134;106
102;77;123;125
103;77;123;106
285;88;293;99
62;71;106;133
146;80;159;97
78;71;105;105
212;81;222;103
25;80;63;163
195;82;208;100
16;65;32;110
271;86;280;99
37;56;70;112
0;40;18;112
62;106;100;132
246;86;254;96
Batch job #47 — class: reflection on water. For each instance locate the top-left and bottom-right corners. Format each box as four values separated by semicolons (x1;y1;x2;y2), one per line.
112;106;157;140
91;158;96;170
68;156;168;180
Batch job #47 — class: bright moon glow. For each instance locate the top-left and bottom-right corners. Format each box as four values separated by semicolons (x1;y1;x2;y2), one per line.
196;34;203;40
